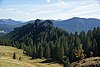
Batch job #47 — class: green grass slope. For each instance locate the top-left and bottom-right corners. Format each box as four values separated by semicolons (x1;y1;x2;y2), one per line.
0;46;62;67
0;57;32;67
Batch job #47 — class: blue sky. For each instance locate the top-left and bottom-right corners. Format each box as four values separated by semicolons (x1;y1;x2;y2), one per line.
0;0;100;21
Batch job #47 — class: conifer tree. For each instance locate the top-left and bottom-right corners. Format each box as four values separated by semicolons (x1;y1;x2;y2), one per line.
92;39;98;56
58;44;64;62
75;44;85;60
85;37;92;57
45;44;50;59
63;57;70;67
32;45;37;58
38;45;43;58
13;52;16;59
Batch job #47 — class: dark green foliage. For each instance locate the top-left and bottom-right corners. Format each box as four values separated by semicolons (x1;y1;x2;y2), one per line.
38;45;43;58
0;19;100;64
32;45;37;58
13;52;16;59
44;44;50;59
58;44;64;62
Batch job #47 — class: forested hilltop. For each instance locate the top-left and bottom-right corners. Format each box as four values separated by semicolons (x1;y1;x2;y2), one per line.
0;19;100;67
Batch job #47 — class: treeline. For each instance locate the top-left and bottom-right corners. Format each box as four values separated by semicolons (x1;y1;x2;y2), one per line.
0;19;100;64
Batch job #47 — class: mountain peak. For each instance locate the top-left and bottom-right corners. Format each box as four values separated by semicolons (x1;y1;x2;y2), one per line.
70;17;87;20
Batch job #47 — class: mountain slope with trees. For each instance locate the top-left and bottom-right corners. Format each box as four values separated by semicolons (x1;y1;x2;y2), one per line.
0;19;100;66
0;24;14;33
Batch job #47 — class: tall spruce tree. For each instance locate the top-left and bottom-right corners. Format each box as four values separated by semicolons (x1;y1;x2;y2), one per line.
32;45;37;58
75;44;85;60
45;44;50;59
38;45;43;58
58;44;64;62
13;52;16;59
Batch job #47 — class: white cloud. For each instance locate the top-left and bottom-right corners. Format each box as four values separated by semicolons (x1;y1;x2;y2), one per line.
59;0;66;6
52;0;100;19
0;0;100;20
47;0;51;3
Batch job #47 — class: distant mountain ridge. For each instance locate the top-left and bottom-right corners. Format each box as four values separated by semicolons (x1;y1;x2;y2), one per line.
54;17;100;33
0;17;100;33
0;19;23;33
0;24;14;32
0;19;22;25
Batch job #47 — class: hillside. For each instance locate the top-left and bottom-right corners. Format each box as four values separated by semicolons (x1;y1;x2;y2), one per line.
0;57;32;67
4;19;70;62
0;45;62;67
1;19;100;67
2;20;100;64
0;46;100;67
71;57;100;67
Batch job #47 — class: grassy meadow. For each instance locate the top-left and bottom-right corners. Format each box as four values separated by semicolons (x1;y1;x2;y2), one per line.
0;46;62;67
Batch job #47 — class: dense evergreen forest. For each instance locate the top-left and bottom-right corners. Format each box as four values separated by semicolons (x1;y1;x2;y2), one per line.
0;19;100;66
